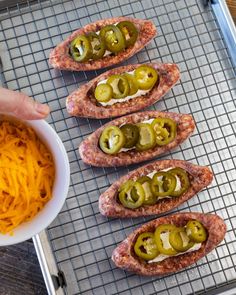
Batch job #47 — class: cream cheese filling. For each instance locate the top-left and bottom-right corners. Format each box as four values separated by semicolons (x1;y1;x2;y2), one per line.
148;231;202;263
97;70;150;106
108;132;119;150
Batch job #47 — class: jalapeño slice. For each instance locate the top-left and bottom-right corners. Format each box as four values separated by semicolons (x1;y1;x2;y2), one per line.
107;74;130;99
122;73;139;96
151;118;177;146
94;83;113;102
169;227;194;252
134;65;158;90
151;171;176;198
87;32;106;60
119;181;145;209
136;123;156;151
118;180;135;193
120;124;139;148
99;126;125;154
134;232;159;260
167;167;190;197
154;224;178;255
186;220;208;243
70;35;92;62
117;21;138;48
99;25;125;53
136;176;157;205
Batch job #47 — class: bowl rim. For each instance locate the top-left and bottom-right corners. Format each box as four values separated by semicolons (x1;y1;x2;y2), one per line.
0;117;70;245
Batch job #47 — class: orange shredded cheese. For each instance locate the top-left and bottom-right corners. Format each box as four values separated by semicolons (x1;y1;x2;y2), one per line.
0;120;55;234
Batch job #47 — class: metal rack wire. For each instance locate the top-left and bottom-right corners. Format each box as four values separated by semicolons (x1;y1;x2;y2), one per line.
0;0;236;294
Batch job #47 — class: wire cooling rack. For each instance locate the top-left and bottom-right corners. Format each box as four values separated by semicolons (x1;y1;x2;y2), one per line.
0;0;236;294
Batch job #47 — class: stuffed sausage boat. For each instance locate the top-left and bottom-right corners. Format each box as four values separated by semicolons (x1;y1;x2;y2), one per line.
49;17;156;71
66;63;180;118
79;111;195;167
99;159;213;217
112;212;226;276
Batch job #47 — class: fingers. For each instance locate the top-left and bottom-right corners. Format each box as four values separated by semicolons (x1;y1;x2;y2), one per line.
0;87;50;120
13;93;50;120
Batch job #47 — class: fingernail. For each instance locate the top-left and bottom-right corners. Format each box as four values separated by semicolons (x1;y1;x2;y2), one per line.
35;103;50;115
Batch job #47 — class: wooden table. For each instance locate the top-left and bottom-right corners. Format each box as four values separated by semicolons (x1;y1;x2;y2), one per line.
0;240;47;295
227;0;236;23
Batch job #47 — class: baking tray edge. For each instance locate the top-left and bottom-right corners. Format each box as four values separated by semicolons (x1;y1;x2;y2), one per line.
33;232;65;295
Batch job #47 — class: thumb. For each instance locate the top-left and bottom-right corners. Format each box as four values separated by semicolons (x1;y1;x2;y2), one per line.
0;88;50;120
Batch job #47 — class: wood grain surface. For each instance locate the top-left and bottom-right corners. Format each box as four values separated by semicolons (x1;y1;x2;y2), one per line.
227;0;236;22
0;240;47;295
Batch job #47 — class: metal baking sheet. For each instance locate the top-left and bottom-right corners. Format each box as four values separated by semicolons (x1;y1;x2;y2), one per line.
0;0;236;294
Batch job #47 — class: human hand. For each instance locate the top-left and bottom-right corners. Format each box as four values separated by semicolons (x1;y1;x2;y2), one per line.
0;87;50;120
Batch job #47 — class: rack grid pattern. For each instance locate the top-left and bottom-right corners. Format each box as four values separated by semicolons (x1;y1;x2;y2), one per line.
0;0;236;294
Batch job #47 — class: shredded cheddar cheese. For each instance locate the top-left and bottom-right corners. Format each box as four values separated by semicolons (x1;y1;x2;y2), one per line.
0;120;55;234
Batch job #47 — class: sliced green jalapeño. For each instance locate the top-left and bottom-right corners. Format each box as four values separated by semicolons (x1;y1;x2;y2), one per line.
151;118;177;146
99;25;125;53
120;124;139;148
117;21;138;48
94;83;113;102
186;220;208;243
134;232;159;260
167;167;190;197
87;32;106;60
136;176;157;205
122;73;139;95
154;224;178;255
99;125;125;154
134;65;158;90
169;227;194;252
119;181;145;209
151;171;176;198
107;74;130;99
70;35;92;62
136;123;156;151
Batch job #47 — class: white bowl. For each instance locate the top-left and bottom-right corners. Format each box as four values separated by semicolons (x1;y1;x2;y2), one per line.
0;116;70;246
